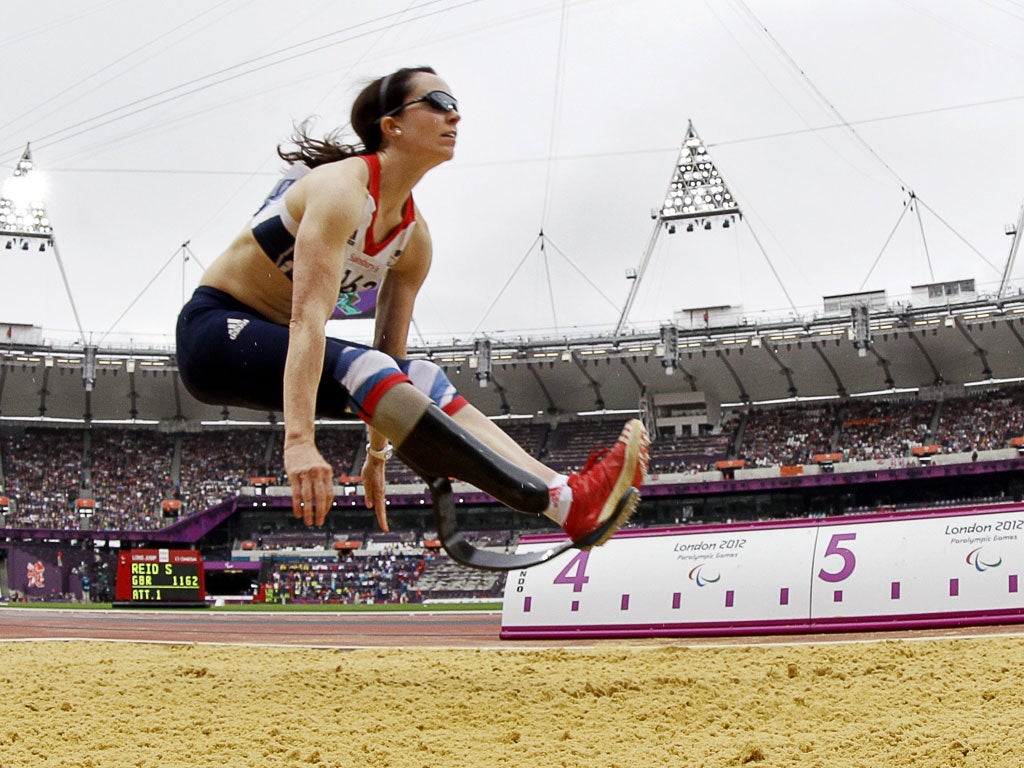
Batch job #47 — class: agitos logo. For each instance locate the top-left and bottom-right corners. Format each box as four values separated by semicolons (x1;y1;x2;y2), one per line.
688;563;721;587
966;547;1003;572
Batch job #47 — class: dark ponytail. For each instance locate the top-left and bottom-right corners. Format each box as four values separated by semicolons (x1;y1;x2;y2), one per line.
277;66;436;168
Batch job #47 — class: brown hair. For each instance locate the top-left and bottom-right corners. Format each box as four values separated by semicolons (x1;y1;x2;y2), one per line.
277;66;437;168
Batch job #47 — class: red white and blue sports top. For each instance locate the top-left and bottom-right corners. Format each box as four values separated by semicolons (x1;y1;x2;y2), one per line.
250;154;417;320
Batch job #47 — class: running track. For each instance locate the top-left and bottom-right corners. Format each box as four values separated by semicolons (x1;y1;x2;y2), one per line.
0;608;513;648
3;607;1023;648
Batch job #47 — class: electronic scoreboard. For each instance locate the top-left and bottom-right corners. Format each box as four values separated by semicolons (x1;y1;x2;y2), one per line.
114;548;207;607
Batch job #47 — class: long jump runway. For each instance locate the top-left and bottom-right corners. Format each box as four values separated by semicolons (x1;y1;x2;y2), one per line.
0;608;513;648
3;607;1023;648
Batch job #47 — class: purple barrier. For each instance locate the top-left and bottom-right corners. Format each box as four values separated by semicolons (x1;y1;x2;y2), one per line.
642;457;1024;498
203;560;260;571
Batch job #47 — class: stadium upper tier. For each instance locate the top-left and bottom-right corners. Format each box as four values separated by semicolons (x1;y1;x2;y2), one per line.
1;293;1023;423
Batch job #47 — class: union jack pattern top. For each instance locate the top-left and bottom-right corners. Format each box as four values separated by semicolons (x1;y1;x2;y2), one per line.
249;154;417;320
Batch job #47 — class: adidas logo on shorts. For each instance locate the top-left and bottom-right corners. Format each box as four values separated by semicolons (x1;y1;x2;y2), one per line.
226;317;249;341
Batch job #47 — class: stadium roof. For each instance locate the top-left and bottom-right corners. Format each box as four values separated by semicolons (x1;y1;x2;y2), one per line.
2;293;1022;425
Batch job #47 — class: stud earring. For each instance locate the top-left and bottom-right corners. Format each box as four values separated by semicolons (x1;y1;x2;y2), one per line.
395;129;402;135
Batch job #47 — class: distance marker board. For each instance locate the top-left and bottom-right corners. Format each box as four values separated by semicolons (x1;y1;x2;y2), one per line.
501;502;1024;639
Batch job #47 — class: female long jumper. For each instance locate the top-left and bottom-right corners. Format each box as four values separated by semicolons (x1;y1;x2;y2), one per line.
175;66;648;548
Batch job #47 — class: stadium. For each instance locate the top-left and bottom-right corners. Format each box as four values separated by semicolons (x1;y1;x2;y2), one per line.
3;3;1024;766
2;279;1024;605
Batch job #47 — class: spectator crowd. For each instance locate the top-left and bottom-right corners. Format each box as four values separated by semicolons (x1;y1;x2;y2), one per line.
1;384;1022;532
267;554;425;604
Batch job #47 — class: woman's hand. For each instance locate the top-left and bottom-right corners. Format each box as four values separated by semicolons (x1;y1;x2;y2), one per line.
361;454;390;532
284;442;335;526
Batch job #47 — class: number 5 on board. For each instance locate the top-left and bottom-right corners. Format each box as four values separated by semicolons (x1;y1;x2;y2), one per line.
818;532;857;583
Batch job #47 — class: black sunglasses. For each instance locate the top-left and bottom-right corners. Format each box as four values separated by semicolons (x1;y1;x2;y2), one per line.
378;90;458;121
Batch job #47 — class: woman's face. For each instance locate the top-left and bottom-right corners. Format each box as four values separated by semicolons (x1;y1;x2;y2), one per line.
384;72;460;160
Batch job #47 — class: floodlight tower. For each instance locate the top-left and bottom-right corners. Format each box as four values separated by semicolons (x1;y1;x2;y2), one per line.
615;122;741;336
0;145;53;251
1;144;87;356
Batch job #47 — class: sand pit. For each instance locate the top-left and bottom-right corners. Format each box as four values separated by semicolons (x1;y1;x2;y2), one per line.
2;636;1023;767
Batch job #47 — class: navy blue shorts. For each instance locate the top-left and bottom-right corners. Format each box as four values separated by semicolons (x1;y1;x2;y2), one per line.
176;286;465;421
176;286;356;418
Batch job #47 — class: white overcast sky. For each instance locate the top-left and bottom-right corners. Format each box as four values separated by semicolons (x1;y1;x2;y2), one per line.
1;0;1022;348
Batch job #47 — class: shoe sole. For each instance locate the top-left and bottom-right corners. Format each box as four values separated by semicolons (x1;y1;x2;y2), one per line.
574;419;649;550
574;486;640;550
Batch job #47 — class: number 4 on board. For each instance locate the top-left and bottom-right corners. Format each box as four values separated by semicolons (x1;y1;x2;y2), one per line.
553;551;591;593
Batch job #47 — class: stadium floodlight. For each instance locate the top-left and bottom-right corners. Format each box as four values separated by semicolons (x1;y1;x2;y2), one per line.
615;122;743;336
658;123;740;222
2;147;89;345
0;144;53;249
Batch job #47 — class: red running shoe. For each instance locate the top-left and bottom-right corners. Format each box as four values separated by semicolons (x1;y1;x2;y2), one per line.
562;419;649;549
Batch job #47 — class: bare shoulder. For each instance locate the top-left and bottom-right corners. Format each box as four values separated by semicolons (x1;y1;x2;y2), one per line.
307;155;370;187
287;157;370;219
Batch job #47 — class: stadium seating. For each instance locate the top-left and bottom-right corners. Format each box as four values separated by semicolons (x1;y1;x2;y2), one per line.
2;383;1022;540
179;429;276;512
4;383;1024;605
934;386;1024;453
737;403;836;467
649;433;731;474
88;428;175;530
541;419;629;472
1;428;84;529
835;398;936;461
